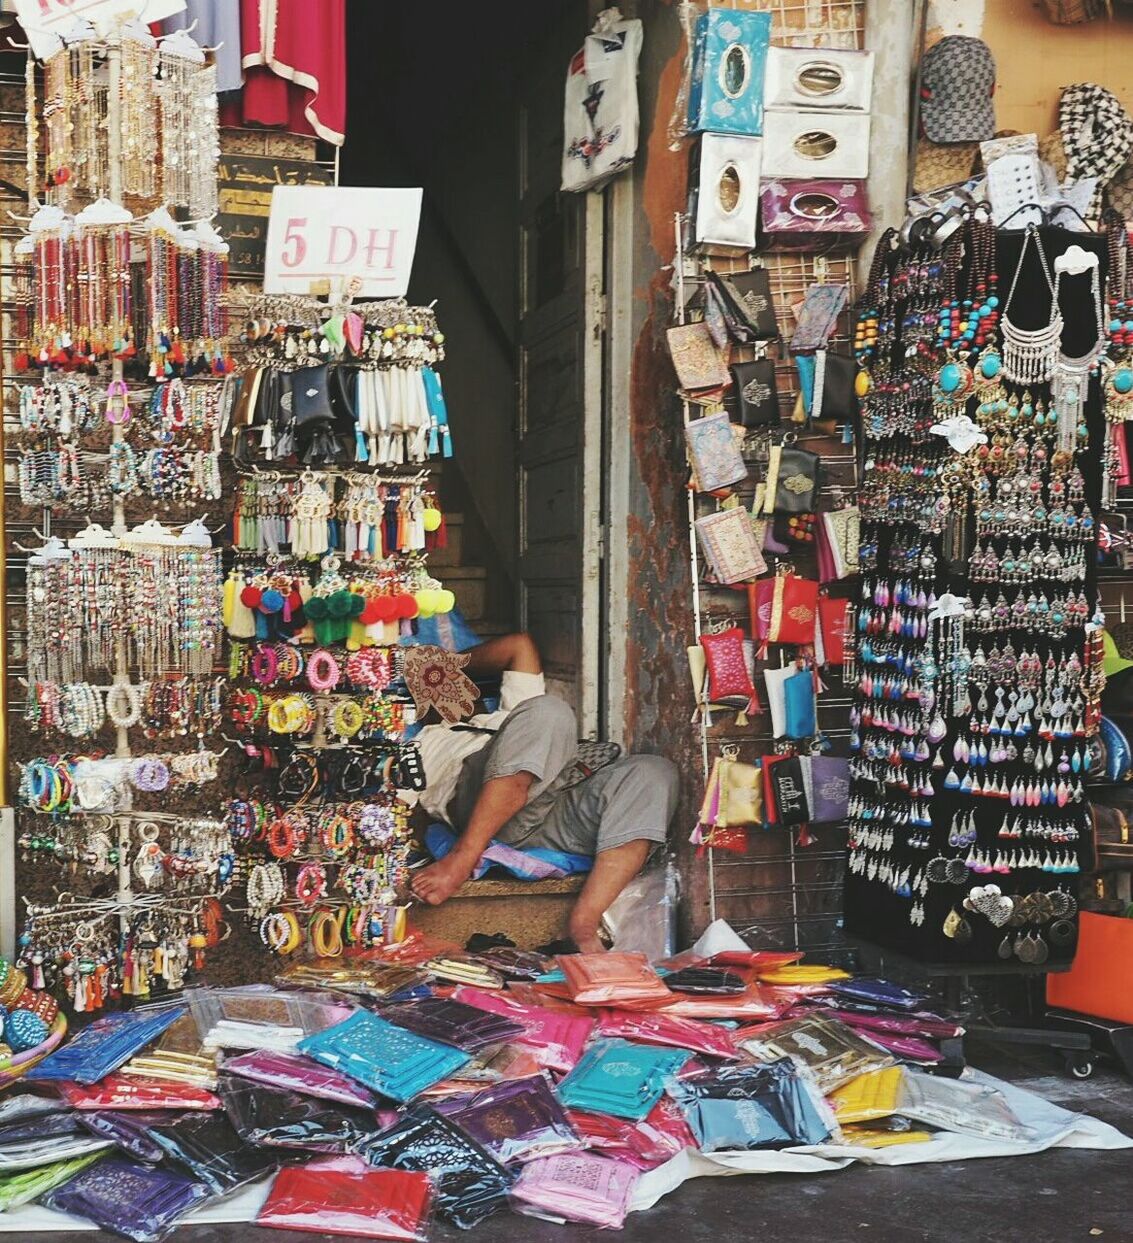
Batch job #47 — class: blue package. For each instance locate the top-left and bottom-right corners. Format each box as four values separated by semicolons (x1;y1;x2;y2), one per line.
27;1008;187;1086
687;8;772;136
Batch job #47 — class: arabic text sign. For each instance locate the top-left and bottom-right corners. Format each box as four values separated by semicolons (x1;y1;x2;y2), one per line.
263;186;422;298
16;0;186;58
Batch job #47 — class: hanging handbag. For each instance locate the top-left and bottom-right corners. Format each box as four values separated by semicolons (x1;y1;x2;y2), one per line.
805;756;850;824
762;442;820;515
685;411;748;492
811;351;859;426
817;592;849;666
816;509;859;582
695;506;767;584
762;754;810;826
666;323;729;393
756;570;819;650
759;180;870;253
698;753;763;829
700;627;760;717
729;358;780;428
789;284;849;354
713;268;778;341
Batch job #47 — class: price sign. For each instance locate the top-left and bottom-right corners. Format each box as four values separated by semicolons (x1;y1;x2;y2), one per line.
16;0;186;58
263;186;423;298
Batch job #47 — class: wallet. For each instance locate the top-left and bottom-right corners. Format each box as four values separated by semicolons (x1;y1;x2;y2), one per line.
714;269;779;342
730;358;780;427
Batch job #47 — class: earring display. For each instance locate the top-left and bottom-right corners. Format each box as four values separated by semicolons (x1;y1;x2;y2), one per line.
844;214;1112;963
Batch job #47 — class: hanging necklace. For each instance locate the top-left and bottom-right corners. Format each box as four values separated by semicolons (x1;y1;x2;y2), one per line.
1001;226;1062;387
1050;245;1106;457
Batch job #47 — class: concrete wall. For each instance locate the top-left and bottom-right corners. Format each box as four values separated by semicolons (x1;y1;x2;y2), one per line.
613;0;708;940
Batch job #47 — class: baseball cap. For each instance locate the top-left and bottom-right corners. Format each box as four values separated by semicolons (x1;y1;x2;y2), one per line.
920;35;996;144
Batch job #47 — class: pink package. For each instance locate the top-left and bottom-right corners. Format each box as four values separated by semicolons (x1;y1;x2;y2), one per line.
596;1010;739;1060
509;1152;639;1228
568;1097;696;1171
453;986;594;1072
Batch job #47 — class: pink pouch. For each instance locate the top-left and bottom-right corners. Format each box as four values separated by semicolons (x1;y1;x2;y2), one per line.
221;1049;381;1110
596;1010;739;1060
509;1153;639;1228
452;986;595;1073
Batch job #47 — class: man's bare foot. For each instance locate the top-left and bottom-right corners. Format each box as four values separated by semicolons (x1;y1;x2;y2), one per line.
411;854;473;905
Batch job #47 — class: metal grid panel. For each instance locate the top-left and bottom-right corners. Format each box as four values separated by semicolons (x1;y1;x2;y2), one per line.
681;3;864;959
706;0;866;49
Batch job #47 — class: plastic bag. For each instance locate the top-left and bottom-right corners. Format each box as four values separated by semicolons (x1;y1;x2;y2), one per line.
567;1096;696;1170
509;1152;639;1228
276;960;426;1001
41;1155;210;1242
557;1038;690;1121
654;982;787;1022
0;1108;82;1145
602;861;679;960
297;1011;471;1102
596;1010;738;1061
828;1066;904;1124
452;986;594;1072
557;953;671;1006
187;987;350;1054
433;1073;582;1166
0;1151;105;1212
220;1048;381;1109
738;1016;895;1093
0;1091;67;1126
146;1109;278;1194
256;1155;434;1240
376;996;526;1052
670;1058;834;1152
56;1074;221;1111
218;1072;375;1153
898;1070;1036;1141
27;1007;187;1084
0;1131;113;1171
76;1111;174;1163
357;1105;514;1229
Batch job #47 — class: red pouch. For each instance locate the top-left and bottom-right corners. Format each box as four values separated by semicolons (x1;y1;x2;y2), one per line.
699;627;759;716
596;1010;738;1060
56;1074;221;1111
256;1156;434;1239
818;593;849;665
766;572;819;646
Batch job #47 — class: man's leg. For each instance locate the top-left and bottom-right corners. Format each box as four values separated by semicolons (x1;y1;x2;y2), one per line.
527;754;680;951
411;693;577;906
568;841;652;953
462;632;541;678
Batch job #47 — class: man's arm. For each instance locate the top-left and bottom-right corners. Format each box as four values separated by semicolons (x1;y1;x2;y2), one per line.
461;632;541;678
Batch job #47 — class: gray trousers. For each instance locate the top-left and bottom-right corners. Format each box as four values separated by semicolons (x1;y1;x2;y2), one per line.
448;695;678;856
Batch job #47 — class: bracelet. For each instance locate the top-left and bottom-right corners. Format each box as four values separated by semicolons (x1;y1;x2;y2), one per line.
259;910;302;955
307;648;341;692
131;757;170;791
295;862;327;906
105;682;143;728
104;378;130;424
309;906;344;957
251;645;280;686
320;810;355;857
332;699;365;739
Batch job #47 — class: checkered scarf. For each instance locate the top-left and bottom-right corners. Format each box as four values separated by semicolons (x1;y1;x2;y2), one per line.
1059;83;1133;212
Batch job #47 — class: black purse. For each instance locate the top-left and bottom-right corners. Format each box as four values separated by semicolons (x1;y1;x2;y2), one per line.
714;268;778;342
291;365;339;466
812;351;860;428
771;444;821;515
729;358;780;427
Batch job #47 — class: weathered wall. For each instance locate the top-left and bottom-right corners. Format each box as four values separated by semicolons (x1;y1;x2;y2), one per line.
618;1;708;940
929;0;1133;138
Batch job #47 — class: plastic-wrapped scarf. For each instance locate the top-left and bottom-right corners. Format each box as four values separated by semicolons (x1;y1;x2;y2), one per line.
1059;83;1133;215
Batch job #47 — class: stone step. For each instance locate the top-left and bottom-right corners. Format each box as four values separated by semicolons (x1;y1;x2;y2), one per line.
436;563;487;621
407;875;584;949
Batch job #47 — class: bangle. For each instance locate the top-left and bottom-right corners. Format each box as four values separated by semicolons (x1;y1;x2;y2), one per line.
332;699;364;739
307;648;341;692
106;683;142;728
295;862;327;906
252;645;280;686
104;378;130;424
309;906;344;957
320;811;354;857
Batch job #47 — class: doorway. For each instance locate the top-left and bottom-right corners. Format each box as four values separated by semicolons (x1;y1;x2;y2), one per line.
343;0;607;736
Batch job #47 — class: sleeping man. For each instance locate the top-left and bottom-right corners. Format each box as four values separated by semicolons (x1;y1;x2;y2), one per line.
409;632;678;952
